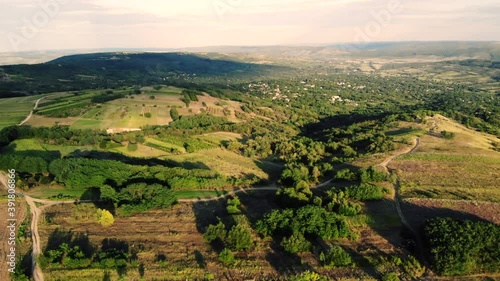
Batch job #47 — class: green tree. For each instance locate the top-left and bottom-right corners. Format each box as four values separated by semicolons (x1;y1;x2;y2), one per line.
203;220;227;243
170;108;180;121
281;233;311;254
226;224;253;251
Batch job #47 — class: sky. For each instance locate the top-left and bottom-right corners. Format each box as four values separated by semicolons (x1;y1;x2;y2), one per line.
0;0;499;53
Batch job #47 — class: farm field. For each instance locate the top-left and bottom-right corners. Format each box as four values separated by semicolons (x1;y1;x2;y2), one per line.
38;200;280;281
23;87;249;130
0;197;29;281
37;190;422;281
0;95;43;129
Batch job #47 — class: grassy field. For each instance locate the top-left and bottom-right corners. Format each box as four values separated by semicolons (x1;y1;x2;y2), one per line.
144;137;187;153
0;95;42;129
198;132;243;145
390;115;500;202
26;185;88;200
3;139;93;157
175;190;227;199
165;148;274;179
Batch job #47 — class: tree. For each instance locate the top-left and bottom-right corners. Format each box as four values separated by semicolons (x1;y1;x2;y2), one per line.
170;108;180;121
281;233;311;254
100;185;117;203
96;209;114;227
127;142;138;152
226;224;253;251
203;220;226;243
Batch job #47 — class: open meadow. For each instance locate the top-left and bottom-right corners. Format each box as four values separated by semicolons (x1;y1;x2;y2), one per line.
389;115;500;202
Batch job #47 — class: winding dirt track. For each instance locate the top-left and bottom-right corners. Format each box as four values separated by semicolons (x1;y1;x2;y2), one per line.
0;172;83;281
18;97;45;126
378;138;420;235
377;138;428;264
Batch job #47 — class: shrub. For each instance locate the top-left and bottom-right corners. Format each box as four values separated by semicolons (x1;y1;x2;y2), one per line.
281;233;311;254
218;248;235;267
288;271;327;281
95;209;114;227
226;224;253;251
382;273;400;281
127;142;138;152
320;246;352;267
203;220;227;243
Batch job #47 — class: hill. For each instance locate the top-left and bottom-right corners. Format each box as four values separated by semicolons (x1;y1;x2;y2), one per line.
0;52;286;98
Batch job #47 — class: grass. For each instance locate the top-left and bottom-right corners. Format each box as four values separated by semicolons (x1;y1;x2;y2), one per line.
26;88;250;129
0;95;42;129
198;132;242;145
8;139;45;151
26;186;88;200
70;119;103;130
390;115;500;202
174;190;228;199
110;143;168;158
165;148;271;179
145;137;186;153
398;153;500;164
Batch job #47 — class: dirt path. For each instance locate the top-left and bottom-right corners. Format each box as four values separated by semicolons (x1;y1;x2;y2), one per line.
378;137;421;235
377;138;429;265
0;172;83;281
18;97;45;126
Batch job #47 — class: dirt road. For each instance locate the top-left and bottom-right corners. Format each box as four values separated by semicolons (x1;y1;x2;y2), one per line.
0;172;81;281
18;97;45;126
377;138;428;265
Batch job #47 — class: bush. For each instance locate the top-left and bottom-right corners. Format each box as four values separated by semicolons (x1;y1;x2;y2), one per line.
440;130;456;139
203;220;226;243
281;233;311;254
127;142;138;152
320;246;352;267
288;271;327;281
226;224;253;251
382;273;400;281
218;248;235;267
344;184;385;201
96;209;114;227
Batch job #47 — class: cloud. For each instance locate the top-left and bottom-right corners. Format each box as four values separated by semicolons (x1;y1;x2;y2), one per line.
0;0;498;52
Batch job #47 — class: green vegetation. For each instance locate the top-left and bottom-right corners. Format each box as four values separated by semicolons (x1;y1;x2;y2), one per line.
425;218;500;276
1;45;499;280
319;246;352;267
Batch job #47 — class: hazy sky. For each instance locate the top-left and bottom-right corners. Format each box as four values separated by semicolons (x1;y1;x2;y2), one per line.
0;0;499;53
